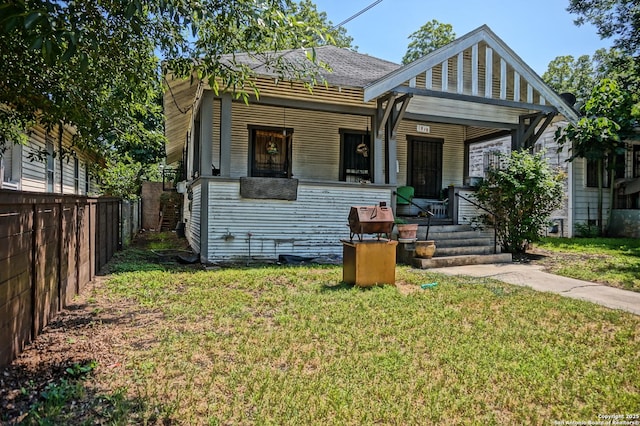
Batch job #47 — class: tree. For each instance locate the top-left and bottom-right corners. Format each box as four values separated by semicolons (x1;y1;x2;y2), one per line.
592;48;640;100
473;150;565;254
542;54;595;105
97;156;162;200
284;0;354;49
402;20;455;65
555;78;638;235
0;0;344;195
567;0;640;56
0;0;176;169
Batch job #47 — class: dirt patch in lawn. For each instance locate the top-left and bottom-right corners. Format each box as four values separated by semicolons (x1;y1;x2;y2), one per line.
0;231;197;424
523;246;603;270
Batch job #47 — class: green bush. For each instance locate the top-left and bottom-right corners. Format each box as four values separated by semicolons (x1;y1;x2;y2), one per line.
574;221;601;237
473;150;565;253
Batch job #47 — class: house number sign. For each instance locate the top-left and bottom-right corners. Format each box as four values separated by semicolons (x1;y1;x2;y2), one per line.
416;124;431;134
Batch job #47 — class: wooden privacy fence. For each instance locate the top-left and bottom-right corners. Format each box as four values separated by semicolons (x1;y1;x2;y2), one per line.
0;191;121;368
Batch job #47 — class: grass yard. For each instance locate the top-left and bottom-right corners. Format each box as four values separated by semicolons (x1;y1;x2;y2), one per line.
533;237;640;292
3;234;639;425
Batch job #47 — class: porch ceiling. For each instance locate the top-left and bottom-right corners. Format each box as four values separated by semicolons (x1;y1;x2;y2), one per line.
364;25;579;126
404;94;530;127
163;75;202;165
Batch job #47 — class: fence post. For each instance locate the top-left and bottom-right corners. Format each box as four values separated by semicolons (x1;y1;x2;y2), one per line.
57;201;63;312
117;199;121;252
30;203;37;340
75;200;81;296
90;199;95;280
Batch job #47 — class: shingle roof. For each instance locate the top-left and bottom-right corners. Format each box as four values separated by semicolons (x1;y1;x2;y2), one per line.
226;45;401;88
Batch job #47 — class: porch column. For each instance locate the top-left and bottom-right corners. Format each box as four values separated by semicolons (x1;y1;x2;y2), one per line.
386;116;397;185
199;91;213;263
219;93;232;177
373;114;384;184
199;91;214;176
199;181;209;263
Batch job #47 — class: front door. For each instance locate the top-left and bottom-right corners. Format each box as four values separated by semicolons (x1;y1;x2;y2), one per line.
408;137;443;199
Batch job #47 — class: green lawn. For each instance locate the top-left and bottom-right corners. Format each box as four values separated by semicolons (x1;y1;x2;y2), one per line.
534;237;640;292
37;248;635;425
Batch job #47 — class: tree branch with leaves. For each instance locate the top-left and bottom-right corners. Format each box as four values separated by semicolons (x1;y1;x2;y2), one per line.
555;78;638;234
401;20;455;65
0;0;349;196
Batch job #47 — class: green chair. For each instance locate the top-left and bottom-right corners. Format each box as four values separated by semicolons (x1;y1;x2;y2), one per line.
396;186;414;205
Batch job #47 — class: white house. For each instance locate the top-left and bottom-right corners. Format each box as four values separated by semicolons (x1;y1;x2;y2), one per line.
164;25;637;264
1;123;97;195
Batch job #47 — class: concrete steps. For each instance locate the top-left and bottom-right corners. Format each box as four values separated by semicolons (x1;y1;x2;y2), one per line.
398;224;512;268
412;253;513;268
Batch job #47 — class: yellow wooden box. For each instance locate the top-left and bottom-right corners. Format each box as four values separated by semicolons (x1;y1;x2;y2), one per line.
342;239;397;287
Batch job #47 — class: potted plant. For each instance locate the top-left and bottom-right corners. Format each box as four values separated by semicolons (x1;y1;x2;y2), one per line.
394;217;419;241
414;240;436;258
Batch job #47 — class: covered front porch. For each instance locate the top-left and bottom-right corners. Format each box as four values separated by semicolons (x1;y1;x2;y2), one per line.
165;25;579;264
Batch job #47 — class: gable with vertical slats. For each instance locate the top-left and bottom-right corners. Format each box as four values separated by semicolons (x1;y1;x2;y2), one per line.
365;25;578;124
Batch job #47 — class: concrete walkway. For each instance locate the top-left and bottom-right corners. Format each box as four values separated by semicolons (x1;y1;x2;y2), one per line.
431;263;640;316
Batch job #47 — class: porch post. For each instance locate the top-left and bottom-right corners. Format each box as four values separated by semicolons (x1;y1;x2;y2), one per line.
373;103;384;184
219;93;232;177
386;117;397;186
200;91;214;176
199;181;209;263
199;91;213;263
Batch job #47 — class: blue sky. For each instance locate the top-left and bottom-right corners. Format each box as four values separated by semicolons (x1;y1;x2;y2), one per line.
312;0;611;75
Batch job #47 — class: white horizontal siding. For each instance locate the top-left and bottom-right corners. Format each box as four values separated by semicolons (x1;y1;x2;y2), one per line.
572;157;611;226
188;182;201;253
80;161;89;195
204;179;393;262
61;156;75;194
14;124;96;194
212;100;221;172
457;188;484;224
21;127;47;192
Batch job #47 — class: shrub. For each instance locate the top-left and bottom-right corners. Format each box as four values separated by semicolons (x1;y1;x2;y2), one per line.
473;150;565;253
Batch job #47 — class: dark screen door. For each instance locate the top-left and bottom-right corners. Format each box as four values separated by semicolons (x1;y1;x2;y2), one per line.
408;137;443;198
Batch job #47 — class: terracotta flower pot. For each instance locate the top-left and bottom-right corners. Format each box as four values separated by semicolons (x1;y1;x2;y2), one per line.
396;223;419;240
414;240;436;259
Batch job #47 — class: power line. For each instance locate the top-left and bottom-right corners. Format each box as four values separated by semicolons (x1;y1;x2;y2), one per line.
331;0;385;30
